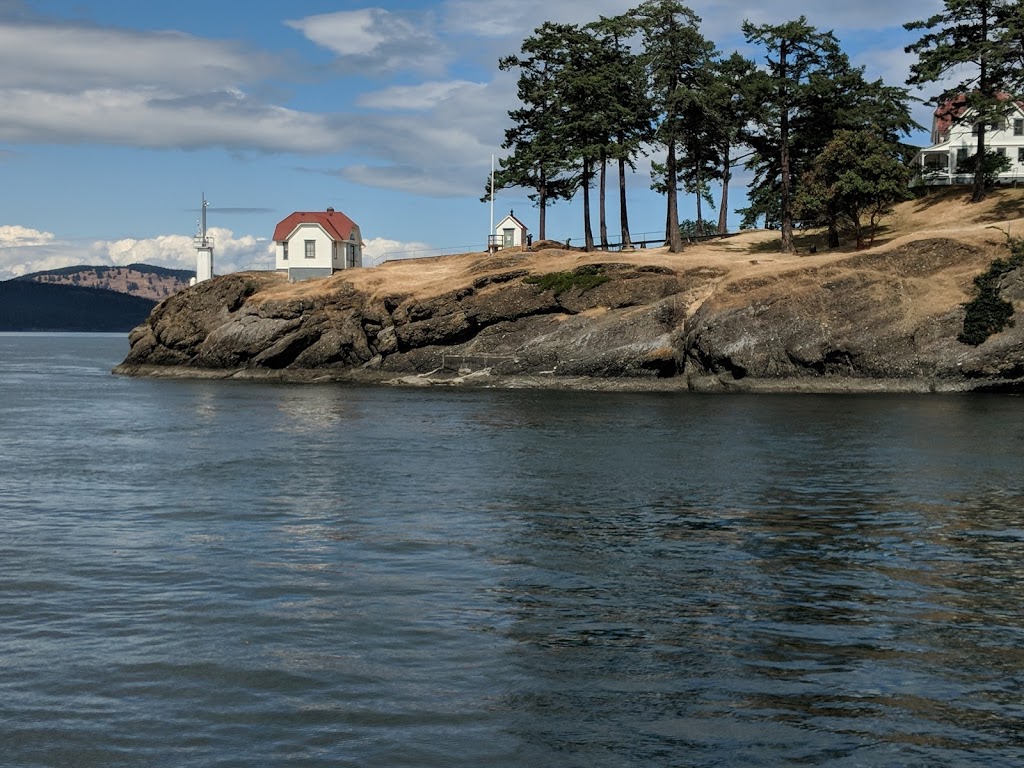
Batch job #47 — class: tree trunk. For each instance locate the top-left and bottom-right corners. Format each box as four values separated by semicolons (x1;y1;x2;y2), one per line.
779;40;795;252
667;143;682;253
973;124;987;203
538;171;548;242
599;152;609;250
827;218;839;248
583;159;595;252
695;169;703;236
973;13;989;204
717;144;730;235
618;155;632;248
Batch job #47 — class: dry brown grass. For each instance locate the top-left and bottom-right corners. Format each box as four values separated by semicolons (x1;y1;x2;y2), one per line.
261;186;1024;305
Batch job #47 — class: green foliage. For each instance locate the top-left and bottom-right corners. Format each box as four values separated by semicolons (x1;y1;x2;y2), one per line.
958;239;1024;345
796;128;911;248
524;265;610;294
632;0;717;252
679;219;719;240
955;149;1013;187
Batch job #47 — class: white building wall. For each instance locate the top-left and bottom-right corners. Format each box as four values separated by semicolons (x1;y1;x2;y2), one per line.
274;220;363;276
494;216;526;248
288;223;334;270
942;110;1024;179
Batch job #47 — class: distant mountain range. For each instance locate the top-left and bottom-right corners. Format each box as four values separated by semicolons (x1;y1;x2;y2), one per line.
17;263;193;301
0;263;193;332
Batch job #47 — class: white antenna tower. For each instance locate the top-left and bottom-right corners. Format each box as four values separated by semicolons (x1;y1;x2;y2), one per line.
193;193;215;283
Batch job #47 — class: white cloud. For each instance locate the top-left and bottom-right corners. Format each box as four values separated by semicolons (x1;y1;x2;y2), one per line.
0;21;273;91
0;226;273;281
0;87;346;151
92;227;273;274
357;80;485;110
362;237;442;266
286;9;449;75
0;224;55;248
442;0;629;37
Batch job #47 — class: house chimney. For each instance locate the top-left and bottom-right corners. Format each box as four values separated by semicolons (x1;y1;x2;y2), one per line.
326;207;335;213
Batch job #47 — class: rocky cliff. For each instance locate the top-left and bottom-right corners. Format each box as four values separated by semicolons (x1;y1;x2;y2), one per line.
114;196;1024;393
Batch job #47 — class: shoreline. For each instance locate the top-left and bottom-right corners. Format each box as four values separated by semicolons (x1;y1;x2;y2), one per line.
111;363;1012;394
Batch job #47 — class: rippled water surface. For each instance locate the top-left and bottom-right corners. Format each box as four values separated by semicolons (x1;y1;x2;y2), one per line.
3;333;1024;766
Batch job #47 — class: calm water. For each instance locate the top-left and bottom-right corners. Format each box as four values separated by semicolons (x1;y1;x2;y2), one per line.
2;333;1024;767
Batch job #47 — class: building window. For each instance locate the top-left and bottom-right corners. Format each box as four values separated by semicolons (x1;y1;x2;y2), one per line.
1015;119;1023;136
1017;148;1024;164
282;242;288;261
997;147;1007;157
305;240;316;259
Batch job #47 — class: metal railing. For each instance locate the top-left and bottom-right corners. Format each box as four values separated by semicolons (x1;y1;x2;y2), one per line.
370;245;480;267
369;228;732;266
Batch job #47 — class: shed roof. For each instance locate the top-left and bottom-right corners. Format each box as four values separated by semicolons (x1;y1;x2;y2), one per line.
496;211;529;231
273;208;358;242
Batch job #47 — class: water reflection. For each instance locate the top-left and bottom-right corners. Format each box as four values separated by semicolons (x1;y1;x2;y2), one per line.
488;395;1024;766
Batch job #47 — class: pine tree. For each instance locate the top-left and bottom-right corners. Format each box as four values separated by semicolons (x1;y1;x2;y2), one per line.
709;52;758;234
632;0;717;253
489;22;579;241
587;14;655;250
742;17;840;252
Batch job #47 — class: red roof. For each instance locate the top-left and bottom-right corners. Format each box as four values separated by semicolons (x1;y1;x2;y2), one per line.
932;92;1020;143
273;208;358;242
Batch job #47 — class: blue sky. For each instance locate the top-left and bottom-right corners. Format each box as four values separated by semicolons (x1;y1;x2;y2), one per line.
0;0;943;279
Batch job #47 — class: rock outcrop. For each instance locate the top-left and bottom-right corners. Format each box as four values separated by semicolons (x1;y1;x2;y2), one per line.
114;234;1024;393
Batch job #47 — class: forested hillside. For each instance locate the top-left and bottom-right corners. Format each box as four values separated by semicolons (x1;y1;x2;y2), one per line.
18;263;192;301
0;280;156;332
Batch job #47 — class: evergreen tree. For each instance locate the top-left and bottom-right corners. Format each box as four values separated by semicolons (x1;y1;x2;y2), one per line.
797;129;911;249
741;17;840;252
792;50;916;246
489;22;579;241
632;0;716;253
709;52;759;234
587;14;655;250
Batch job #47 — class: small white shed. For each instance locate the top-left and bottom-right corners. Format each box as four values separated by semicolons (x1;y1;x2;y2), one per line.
492;211;529;250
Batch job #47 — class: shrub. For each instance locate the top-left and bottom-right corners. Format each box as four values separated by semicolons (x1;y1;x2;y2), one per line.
524;265;609;295
958;239;1024;345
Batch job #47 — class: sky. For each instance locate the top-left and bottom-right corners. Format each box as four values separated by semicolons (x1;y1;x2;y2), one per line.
0;0;946;280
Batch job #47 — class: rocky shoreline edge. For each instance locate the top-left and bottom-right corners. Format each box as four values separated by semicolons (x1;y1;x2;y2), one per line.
112;227;1024;395
112;362;1017;394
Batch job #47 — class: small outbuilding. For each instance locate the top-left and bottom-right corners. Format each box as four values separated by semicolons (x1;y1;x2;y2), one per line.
274;207;363;281
490;210;529;251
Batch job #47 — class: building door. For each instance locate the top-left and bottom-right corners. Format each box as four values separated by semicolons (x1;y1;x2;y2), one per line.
503;228;514;248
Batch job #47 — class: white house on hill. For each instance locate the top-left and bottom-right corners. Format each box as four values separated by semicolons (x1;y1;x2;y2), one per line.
914;97;1024;185
490;211;529;251
274;208;363;281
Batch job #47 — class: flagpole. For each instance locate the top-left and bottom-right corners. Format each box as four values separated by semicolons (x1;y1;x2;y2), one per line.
489;154;495;252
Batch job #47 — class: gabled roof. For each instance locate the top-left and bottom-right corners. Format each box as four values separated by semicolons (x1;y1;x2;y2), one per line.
273;208;358;242
496;211;528;231
932;93;1024;143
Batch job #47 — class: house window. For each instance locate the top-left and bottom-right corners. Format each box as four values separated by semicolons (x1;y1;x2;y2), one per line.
1014;119;1023;136
305;240;316;259
997;147;1007;157
1017;148;1024;164
282;243;288;261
